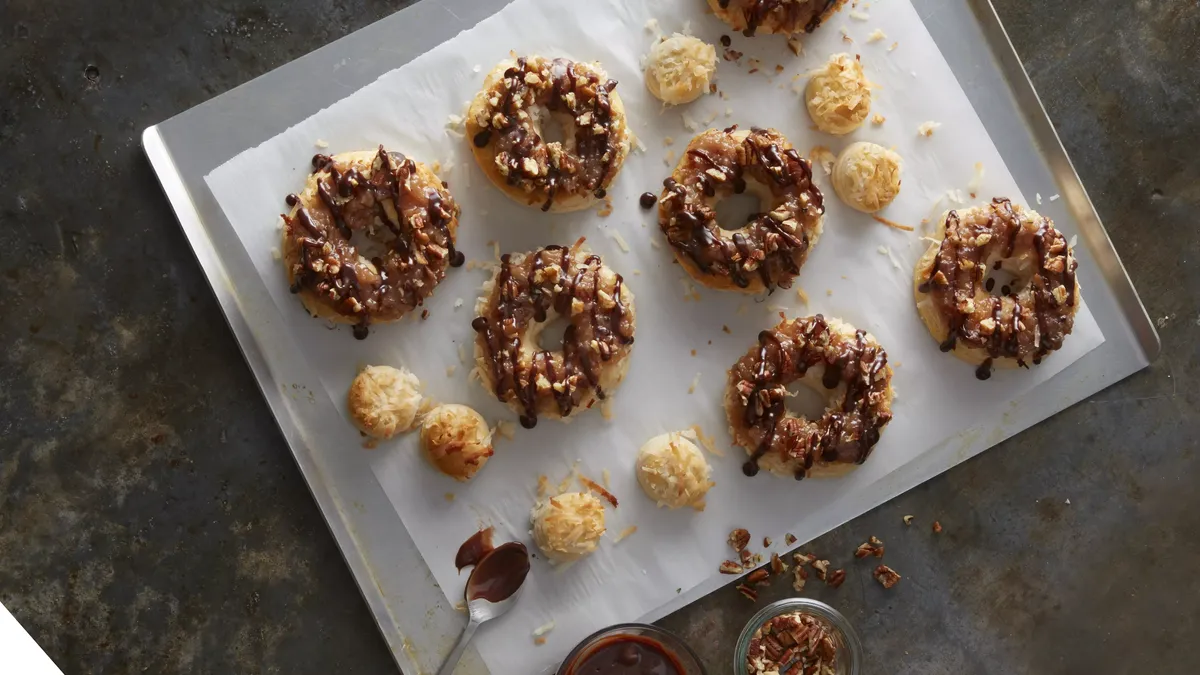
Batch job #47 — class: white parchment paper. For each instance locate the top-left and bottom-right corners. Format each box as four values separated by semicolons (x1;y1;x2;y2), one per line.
206;0;1105;672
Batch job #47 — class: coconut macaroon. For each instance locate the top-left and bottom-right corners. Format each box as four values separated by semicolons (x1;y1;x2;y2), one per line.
347;365;424;440
805;53;873;135
635;432;714;510
419;404;494;481
832;142;903;213
530;491;606;563
644;34;718;105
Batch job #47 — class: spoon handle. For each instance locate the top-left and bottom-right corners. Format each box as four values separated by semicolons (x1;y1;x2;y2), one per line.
436;616;481;675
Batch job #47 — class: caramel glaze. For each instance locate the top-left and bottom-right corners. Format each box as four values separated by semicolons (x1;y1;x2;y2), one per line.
917;198;1079;379
474;56;623;211
472;246;634;428
282;146;463;339
729;315;892;480
716;0;841;36
658;126;824;292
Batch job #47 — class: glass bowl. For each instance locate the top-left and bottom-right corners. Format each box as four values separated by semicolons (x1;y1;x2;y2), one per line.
733;598;862;675
557;623;707;675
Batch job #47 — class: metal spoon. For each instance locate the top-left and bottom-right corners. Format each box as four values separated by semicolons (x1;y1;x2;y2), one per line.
436;542;530;675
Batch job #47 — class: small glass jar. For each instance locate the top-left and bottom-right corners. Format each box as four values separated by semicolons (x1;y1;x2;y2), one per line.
733;598;862;675
557;623;707;675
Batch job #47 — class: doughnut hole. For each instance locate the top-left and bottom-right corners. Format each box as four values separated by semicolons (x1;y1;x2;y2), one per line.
710;176;774;233
532;311;572;351
982;253;1037;297
527;106;575;152
785;376;831;422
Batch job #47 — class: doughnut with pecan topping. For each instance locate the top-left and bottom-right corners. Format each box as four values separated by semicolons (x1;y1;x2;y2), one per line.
658;126;824;293
708;0;846;37
471;243;635;428
466;55;631;212
914;198;1082;379
280;147;462;339
726;315;894;480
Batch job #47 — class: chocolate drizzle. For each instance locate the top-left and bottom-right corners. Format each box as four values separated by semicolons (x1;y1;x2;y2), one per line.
281;146;462;338
718;0;841;36
659;127;823;292
472;56;625;211
472;246;634;428
918;198;1079;370
733;315;892;479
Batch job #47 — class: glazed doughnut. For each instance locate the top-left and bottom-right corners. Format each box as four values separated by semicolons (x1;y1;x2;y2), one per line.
281;147;463;339
726;315;894;479
466;55;631;212
805;53;872;136
658;126;824;292
913;198;1081;379
708;0;845;36
831;142;902;213
471;243;635;428
644;34;718;106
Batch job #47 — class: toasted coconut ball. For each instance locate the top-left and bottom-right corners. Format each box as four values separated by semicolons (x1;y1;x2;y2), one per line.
530;491;606;563
419;404;494;482
347;365;423;440
832;142;903;213
805;53;873;135
644;34;718;105
635;432;714;510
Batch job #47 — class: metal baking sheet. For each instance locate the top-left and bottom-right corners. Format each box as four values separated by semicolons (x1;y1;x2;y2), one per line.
142;1;1158;673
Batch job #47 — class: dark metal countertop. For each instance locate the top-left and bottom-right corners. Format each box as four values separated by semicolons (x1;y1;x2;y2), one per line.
1;1;1197;672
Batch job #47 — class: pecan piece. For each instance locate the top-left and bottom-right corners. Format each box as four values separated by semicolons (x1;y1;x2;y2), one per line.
826;569;847;588
746;568;770;586
932;520;943;534
784;533;797;546
729;528;751;552
770;553;788;576
792;552;816;567
719;560;744;575
735;583;758;601
874;565;901;589
811;559;830;581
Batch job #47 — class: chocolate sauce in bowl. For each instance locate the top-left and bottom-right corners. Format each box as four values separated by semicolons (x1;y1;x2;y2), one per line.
567;635;683;675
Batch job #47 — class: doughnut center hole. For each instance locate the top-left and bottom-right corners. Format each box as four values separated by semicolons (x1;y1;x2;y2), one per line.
983;263;1024;297
348;227;390;260
714;192;763;232
537;314;572;351
530;107;573;149
785;377;832;422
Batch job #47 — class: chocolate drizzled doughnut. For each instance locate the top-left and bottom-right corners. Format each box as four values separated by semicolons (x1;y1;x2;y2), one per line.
658;126;824;293
280;147;462;339
472;244;635;428
709;0;845;37
913;198;1081;379
466;55;631;213
725;315;894;480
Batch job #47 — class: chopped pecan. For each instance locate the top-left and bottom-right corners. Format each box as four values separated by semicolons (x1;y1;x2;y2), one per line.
932;520;943;534
719;560;744;575
811;559;830;581
903;515;914;526
855;537;885;559
729;528;751;552
792;552;816;567
826;569;846;588
784;533;797;546
791;568;806;593
874;565;901;589
770;553;787;575
736;583;758;601
746;568;770;586
762;536;772;548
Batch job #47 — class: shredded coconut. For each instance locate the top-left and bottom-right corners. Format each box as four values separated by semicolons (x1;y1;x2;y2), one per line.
606;229;631;253
850;9;870;20
688;372;701;394
314;138;329;149
1036;192;1043;204
809;145;836;175
614;525;638;543
1049;193;1060;202
877;245;902;270
446;365;457;377
967;162;985;197
868;29;887;42
918;120;941;137
532;620;556;637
